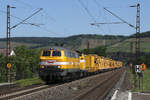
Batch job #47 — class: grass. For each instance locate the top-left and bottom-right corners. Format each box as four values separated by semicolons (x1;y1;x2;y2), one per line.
129;68;150;92
15;77;45;87
107;38;150;53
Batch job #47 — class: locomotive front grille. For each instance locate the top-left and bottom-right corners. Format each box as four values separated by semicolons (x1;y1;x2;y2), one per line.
40;66;63;72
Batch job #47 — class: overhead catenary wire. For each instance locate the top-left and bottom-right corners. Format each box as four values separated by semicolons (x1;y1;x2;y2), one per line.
93;0;103;16
22;23;44;27
13;0;35;9
42;10;56;23
104;8;136;29
10;0;69;35
0;9;24;21
78;0;107;34
6;0;56;25
12;0;56;22
93;0;112;34
0;9;63;36
91;22;124;25
10;8;43;29
0;9;42;27
35;25;66;35
78;0;97;23
93;1;137;35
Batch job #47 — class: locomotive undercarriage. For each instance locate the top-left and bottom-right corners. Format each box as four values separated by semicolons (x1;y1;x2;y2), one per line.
39;65;85;83
39;65;119;84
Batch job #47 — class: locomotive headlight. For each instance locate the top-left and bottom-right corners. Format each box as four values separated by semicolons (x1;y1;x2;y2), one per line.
40;66;44;69
58;66;61;68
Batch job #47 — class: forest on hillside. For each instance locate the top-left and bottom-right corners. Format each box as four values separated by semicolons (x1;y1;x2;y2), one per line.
130;31;150;38
0;34;127;50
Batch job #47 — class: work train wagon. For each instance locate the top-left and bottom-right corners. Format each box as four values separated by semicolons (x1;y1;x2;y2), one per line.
39;48;123;82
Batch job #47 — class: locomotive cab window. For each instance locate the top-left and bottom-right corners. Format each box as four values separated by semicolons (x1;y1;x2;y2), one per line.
42;50;51;56
65;51;79;58
52;51;61;56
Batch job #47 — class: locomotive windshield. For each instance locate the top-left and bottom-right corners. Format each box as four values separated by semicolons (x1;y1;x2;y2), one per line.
42;50;61;57
52;51;61;56
42;50;51;56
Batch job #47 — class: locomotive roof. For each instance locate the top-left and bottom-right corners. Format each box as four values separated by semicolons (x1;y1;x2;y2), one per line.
42;46;78;53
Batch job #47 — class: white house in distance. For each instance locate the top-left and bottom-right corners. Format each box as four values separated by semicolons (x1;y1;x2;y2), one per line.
0;49;15;56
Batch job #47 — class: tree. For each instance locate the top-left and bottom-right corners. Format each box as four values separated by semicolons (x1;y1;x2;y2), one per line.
0;54;7;82
10;46;40;80
82;46;107;57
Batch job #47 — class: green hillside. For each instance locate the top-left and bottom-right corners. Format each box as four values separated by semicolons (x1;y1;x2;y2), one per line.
0;31;149;53
0;34;126;50
130;31;150;38
107;31;150;53
0;41;40;49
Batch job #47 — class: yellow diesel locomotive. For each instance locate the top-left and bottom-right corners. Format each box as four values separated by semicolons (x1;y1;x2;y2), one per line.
39;48;123;82
39;48;81;82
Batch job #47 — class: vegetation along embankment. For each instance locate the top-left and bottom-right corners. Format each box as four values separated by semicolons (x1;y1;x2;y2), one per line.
129;68;150;92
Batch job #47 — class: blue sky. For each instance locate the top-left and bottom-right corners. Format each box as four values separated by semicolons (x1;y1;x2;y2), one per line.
0;0;149;37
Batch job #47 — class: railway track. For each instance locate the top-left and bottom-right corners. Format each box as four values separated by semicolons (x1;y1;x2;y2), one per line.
0;84;39;96
0;84;52;100
0;69;124;100
73;69;123;100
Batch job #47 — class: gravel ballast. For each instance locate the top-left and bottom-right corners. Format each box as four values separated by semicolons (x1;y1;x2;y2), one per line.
12;69;122;100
